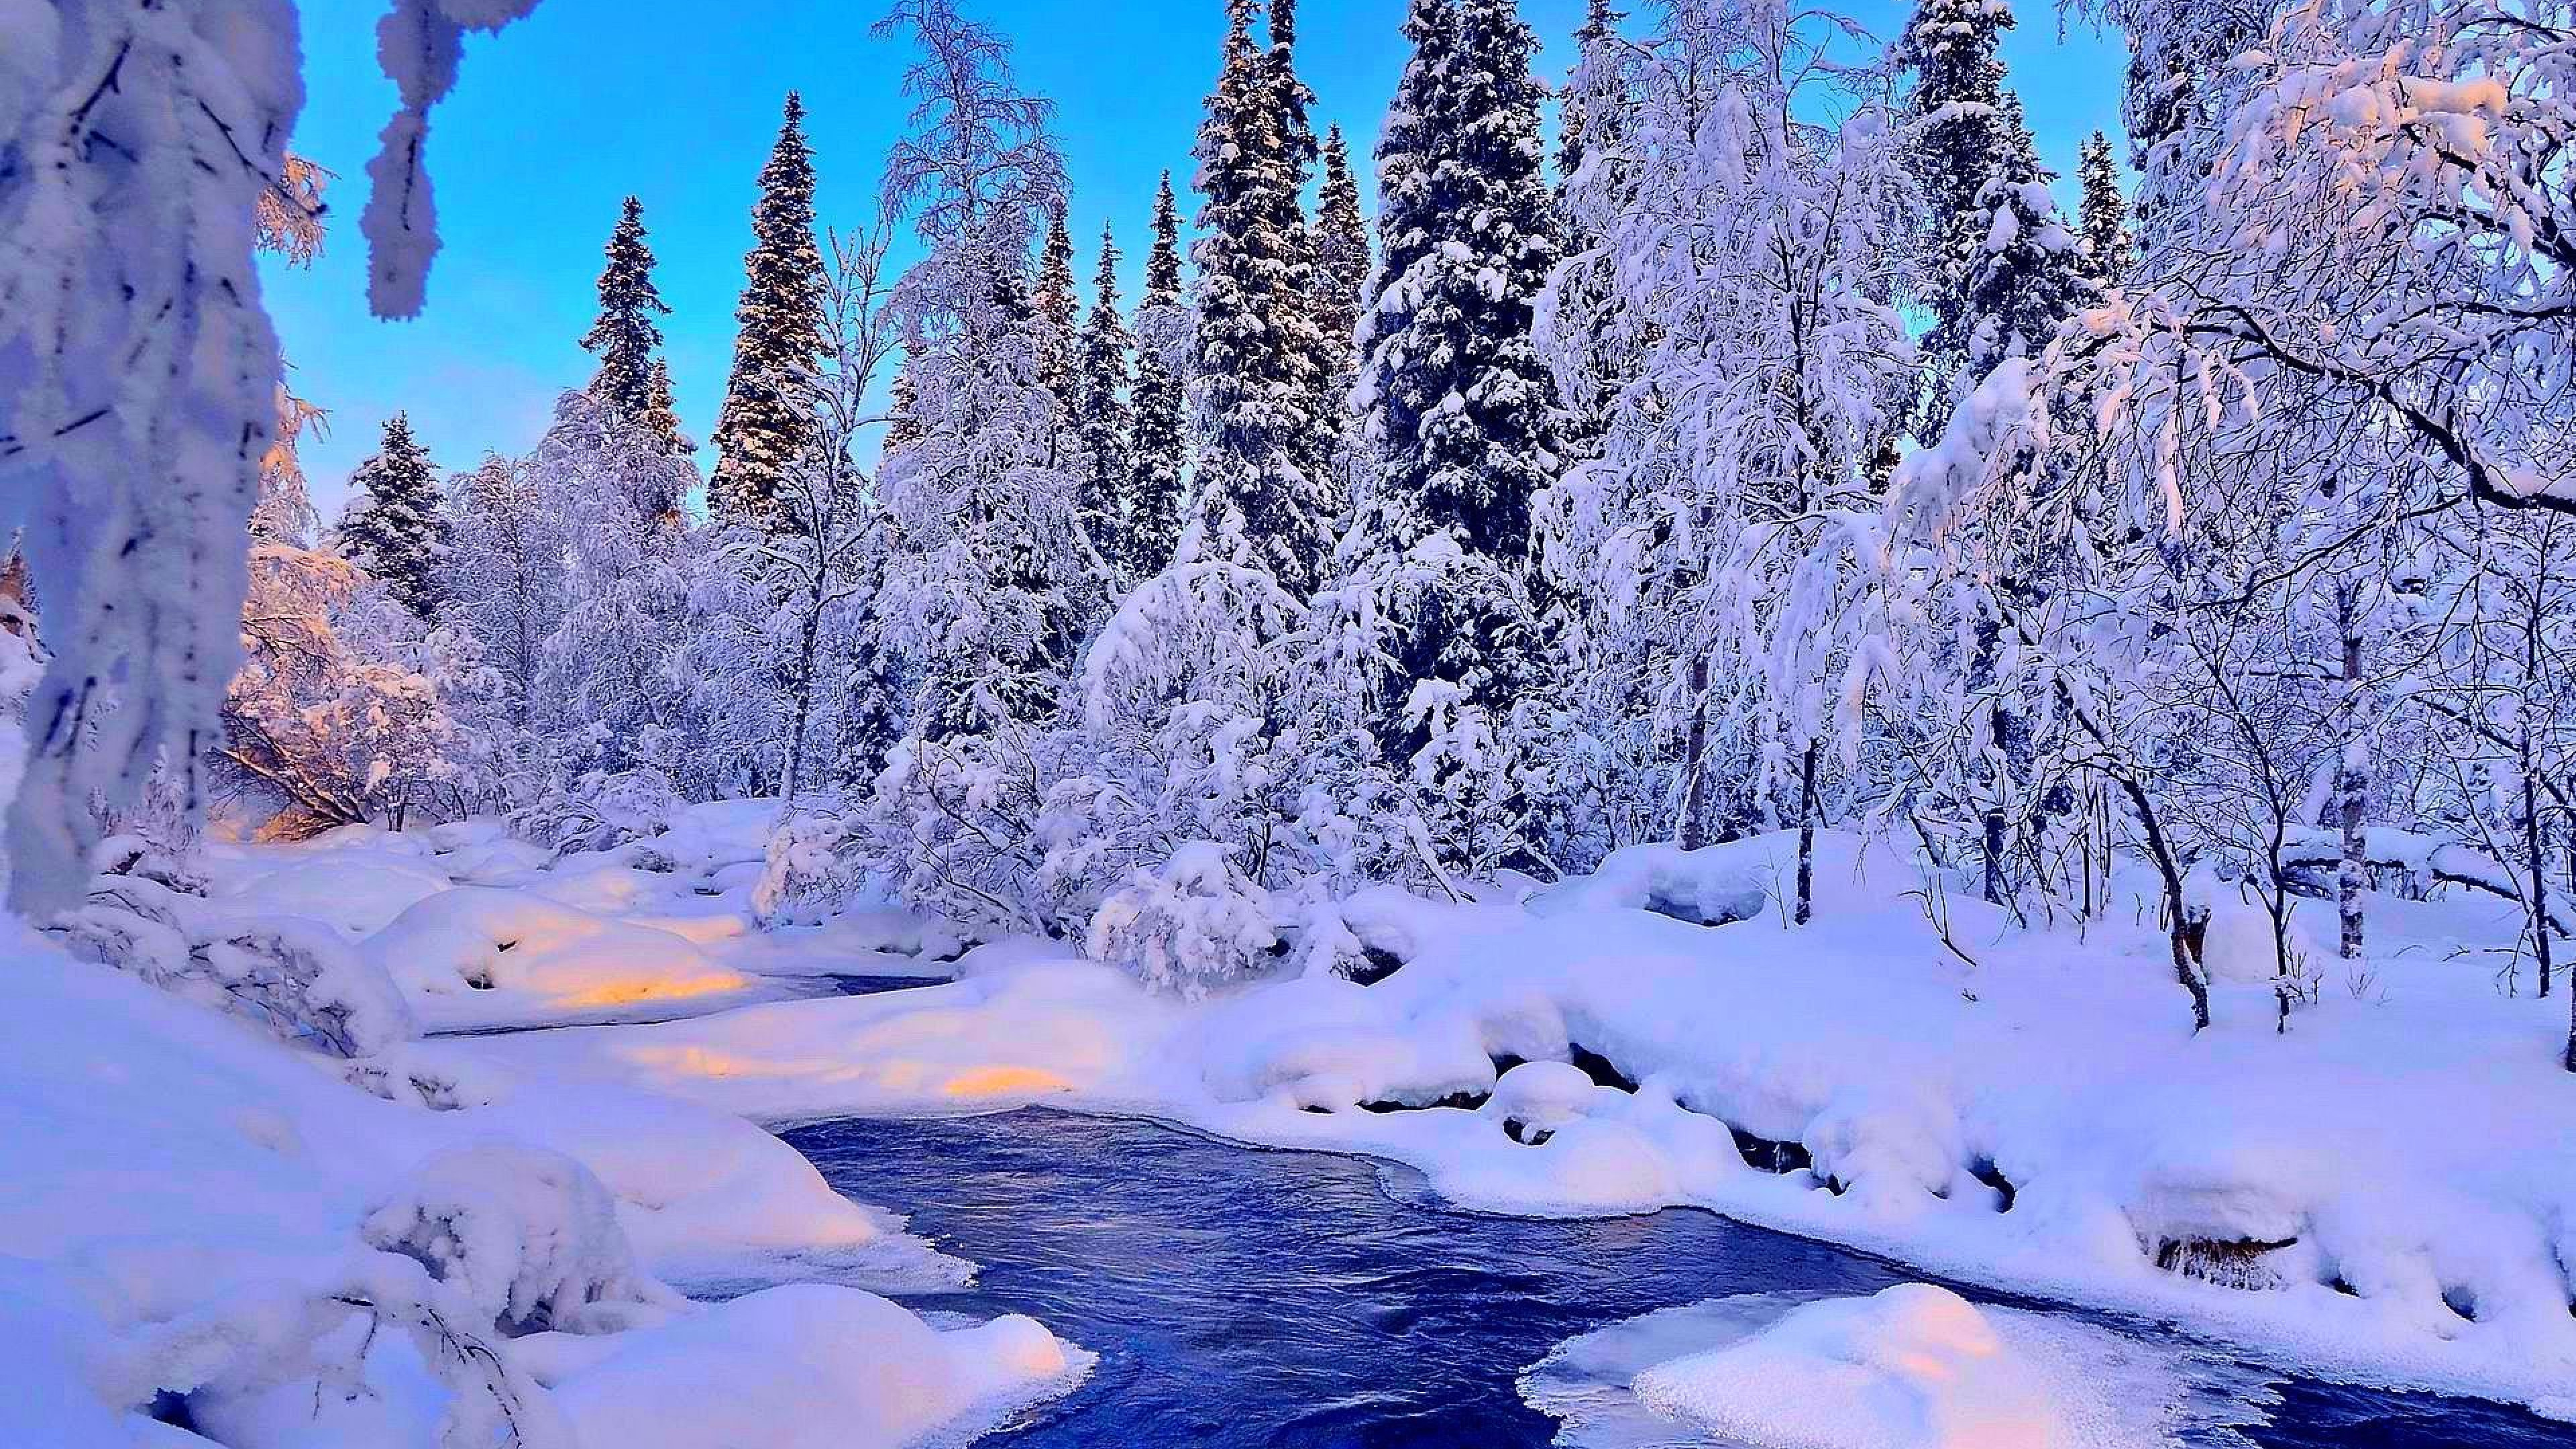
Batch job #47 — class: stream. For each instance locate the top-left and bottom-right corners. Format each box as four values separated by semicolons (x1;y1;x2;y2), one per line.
785;1109;2576;1449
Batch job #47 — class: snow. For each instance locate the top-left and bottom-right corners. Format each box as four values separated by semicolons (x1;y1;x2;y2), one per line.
536;1285;1086;1449
1522;1287;2275;1449
0;903;1081;1448
361;887;757;1031
445;824;2576;1408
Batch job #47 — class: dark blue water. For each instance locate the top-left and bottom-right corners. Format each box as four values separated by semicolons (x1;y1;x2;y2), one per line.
784;1111;2576;1449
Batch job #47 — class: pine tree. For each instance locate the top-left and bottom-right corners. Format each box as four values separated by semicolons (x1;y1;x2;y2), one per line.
335;412;447;620
1191;0;1336;596
2075;129;2133;288
1957;97;2086;376
580;196;672;427
710;92;828;527
1075;223;1138;572
1895;0;2015;422
1127;172;1191;576
1309;125;1370;376
642;357;692;455
1351;0;1562;766
1032;201;1081;406
1360;0;1558;561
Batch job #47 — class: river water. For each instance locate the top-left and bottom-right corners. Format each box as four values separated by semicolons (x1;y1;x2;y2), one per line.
784;1110;2576;1449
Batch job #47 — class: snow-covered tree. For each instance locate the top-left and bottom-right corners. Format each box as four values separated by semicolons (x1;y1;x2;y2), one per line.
1353;0;1563;782
1309;126;1371;377
442;451;566;737
2073;129;2131;288
1894;0;2081;425
1073;224;1140;574
525;392;701;786
1191;0;1338;596
710;93;829;527
1541;0;1917;875
579;195;674;429
869;0;1099;738
220;546;486;835
1032;202;1081;407
336;413;448;621
1127;172;1194;577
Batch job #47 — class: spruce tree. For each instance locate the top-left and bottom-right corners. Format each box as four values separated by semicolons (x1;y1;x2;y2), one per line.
1127;172;1191;576
1957;96;2086;375
2075;129;2133;288
1895;0;2014;422
1348;0;1562;771
1074;223;1138;573
710;92;828;527
642;357;692;455
580;196;672;427
1191;0;1336;595
335;412;447;619
1032;201;1081;407
1360;0;1558;559
1895;0;2086;427
1309;125;1370;375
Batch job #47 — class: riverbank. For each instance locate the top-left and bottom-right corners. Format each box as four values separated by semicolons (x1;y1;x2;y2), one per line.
438;822;2576;1416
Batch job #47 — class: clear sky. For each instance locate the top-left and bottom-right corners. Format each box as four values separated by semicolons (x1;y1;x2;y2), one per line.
271;0;2129;513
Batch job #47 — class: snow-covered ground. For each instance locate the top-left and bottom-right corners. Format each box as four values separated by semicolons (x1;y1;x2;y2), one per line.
1521;1284;2278;1449
16;806;2576;1443
1;805;1089;1448
419;820;2575;1415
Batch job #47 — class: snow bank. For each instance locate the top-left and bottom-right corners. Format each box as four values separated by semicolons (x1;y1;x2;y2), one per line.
535;1284;1088;1449
0;924;1064;1447
1523;1287;2271;1449
466;825;2576;1407
211;855;457;938
361;886;755;1030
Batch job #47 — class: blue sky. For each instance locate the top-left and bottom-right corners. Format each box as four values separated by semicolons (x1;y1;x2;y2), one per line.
272;0;2129;512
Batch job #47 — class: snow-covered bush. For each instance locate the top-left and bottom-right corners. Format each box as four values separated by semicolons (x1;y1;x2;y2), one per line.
362;1143;683;1338
220;543;489;837
53;849;417;1059
516;767;685;855
1086;841;1281;998
751;805;867;928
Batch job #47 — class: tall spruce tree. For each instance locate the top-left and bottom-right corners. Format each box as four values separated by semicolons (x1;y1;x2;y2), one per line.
1191;0;1336;595
1127;172;1191;576
710;92;828;527
1359;0;1558;559
1032;201;1081;407
580;196;672;427
1309;125;1370;376
1352;0;1562;761
335;411;447;620
2075;129;2134;288
1895;0;2014;423
1074;223;1139;572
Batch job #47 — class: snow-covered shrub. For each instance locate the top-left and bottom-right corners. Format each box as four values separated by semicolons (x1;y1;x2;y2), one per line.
1087;842;1281;998
516;767;684;854
53;868;417;1058
751;805;866;928
362;1143;682;1338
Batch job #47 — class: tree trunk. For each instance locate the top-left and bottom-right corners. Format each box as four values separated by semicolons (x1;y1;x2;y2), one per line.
1679;651;1712;851
2527;765;2554;1000
2116;772;2210;1032
1794;738;1818;926
2337;585;2367;961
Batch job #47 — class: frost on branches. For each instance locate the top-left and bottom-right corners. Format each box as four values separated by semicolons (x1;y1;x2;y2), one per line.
0;0;545;912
